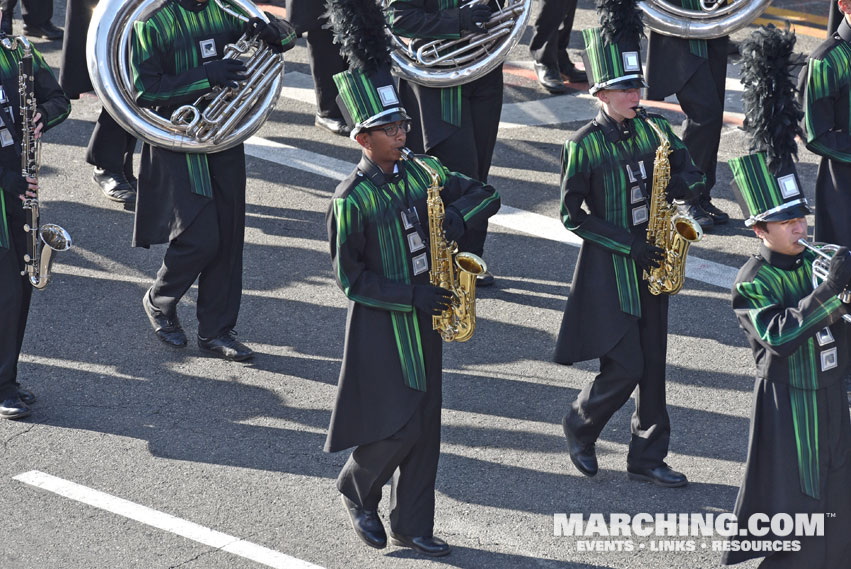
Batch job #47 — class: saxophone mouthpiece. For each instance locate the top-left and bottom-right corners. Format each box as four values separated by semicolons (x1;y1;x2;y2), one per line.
399;147;414;161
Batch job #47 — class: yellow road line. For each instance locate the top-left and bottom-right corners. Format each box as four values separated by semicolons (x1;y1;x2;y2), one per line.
752;16;827;39
764;6;829;26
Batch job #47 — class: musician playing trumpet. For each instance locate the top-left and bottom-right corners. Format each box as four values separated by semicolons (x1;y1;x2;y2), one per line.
130;0;295;360
0;11;70;420
554;0;703;488
724;25;851;568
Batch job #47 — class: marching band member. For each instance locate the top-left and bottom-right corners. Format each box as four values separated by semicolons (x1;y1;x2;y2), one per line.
798;0;851;248
529;0;586;93
129;0;294;360
554;0;703;487
724;26;851;567
60;0;139;208
324;0;499;556
0;14;70;419
387;0;502;286
644;0;730;230
285;0;350;136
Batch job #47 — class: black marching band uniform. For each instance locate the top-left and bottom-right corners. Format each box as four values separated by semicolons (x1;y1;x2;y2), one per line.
644;0;729;229
555;2;704;484
284;0;349;136
129;0;294;358
0;35;70;418
722;25;851;568
798;15;851;248
323;1;500;551
387;0;502;270
60;0;139;205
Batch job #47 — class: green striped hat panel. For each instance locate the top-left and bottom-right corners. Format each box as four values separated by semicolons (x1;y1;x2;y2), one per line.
582;27;644;94
729;152;809;226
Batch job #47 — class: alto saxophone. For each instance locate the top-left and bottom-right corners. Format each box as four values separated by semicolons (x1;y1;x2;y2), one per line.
639;109;702;295
6;36;72;289
400;148;486;342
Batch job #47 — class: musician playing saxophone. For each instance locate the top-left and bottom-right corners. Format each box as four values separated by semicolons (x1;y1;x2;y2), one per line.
554;0;704;487
129;0;294;360
0;15;70;420
324;5;499;550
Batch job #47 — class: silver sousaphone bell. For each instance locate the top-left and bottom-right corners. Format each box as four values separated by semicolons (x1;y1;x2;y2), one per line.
798;239;851;323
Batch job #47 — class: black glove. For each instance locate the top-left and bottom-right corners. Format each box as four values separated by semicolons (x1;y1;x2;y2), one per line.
826;246;851;292
459;4;491;34
412;285;454;316
630;240;665;271
247;15;296;54
442;207;465;242
204;59;248;89
665;175;690;202
0;169;27;197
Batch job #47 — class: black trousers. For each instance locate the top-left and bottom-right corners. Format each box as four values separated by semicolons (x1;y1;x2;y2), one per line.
337;380;442;537
528;0;578;69
148;156;246;339
564;286;671;469
676;38;728;197
0;0;52;27
86;109;138;178
425;71;503;257
304;25;347;119
0;191;33;399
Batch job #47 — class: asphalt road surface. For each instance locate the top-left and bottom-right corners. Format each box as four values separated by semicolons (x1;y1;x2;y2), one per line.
0;2;846;569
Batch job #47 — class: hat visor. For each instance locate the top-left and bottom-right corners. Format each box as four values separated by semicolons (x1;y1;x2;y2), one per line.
757;203;813;224
590;77;646;94
351;110;413;138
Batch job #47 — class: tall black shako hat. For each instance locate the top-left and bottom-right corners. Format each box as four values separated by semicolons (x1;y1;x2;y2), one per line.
729;25;811;227
327;0;410;139
583;0;646;94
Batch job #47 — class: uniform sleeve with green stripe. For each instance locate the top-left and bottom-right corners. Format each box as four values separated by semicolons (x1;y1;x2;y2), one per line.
388;0;462;39
32;47;70;132
130;19;212;108
660;117;705;199
328;195;415;312
560;138;635;256
733;268;848;358
800;49;851;163
436;162;500;228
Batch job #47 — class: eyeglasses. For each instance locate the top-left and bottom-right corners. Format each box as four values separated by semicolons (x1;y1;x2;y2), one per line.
373;121;412;137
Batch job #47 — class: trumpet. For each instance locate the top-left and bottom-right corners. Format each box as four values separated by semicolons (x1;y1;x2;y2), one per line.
798;239;851;323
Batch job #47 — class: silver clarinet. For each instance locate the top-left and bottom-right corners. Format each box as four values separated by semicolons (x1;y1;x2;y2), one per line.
6;35;72;289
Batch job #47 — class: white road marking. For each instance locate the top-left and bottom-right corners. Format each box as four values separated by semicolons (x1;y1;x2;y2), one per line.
13;471;325;569
245;139;738;291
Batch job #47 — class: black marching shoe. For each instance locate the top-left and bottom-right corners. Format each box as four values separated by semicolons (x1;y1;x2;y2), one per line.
562;416;598;477
533;62;568;94
142;291;187;348
17;388;36;406
198;330;254;361
627;464;688;488
0;396;31;420
557;54;588;84
682;202;713;230
699;196;729;225
476;270;495;287
23;21;64;40
93;168;136;205
340;495;387;549
389;532;451;557
315;114;351;137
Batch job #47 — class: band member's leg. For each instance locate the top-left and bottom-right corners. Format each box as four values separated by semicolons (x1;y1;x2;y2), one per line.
195;147;246;339
87;109;138;203
556;0;586;82
306;25;347;122
565;324;643;446
389;372;442;537
627;290;671;469
530;0;569;92
148;203;220;319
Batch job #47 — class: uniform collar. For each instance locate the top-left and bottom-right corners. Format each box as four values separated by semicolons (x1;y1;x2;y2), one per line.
838;17;851;44
594;110;634;143
178;0;209;12
357;155;404;186
759;243;805;271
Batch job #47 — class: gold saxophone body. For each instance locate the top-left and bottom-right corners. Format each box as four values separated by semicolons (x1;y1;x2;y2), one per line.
639;109;702;295
400;148;486;342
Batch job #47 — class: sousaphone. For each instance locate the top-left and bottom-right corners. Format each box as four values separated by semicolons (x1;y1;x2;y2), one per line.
639;0;771;39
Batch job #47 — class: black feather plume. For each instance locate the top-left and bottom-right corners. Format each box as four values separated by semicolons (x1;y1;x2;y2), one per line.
739;25;803;173
325;0;391;74
597;0;644;45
